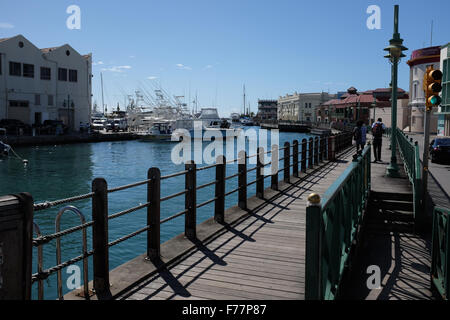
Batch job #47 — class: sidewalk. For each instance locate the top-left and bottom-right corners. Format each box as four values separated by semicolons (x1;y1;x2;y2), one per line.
400;132;450;209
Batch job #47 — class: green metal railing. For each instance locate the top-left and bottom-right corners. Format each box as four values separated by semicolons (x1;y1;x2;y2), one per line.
305;144;371;300
395;129;424;225
431;206;450;300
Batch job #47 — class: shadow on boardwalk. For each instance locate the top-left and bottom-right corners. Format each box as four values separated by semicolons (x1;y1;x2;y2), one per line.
118;148;355;300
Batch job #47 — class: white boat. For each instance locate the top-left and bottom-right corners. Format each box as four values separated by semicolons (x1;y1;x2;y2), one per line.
174;108;240;138
138;121;179;142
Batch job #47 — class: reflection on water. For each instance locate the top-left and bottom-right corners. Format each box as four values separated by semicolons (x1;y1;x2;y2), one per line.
0;128;312;299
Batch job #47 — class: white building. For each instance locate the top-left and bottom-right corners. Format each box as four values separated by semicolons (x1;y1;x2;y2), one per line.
406;46;441;133
277;92;336;122
0;34;92;131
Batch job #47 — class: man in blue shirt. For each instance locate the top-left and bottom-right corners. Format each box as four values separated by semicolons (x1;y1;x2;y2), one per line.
371;118;386;162
353;120;367;153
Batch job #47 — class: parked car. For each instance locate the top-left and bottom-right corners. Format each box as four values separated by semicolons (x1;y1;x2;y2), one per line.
112;118;128;132
91;119;107;131
40;120;68;135
0;119;32;135
430;137;450;164
105;120;114;132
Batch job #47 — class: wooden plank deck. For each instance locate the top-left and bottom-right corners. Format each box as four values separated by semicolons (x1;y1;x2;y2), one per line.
118;148;356;300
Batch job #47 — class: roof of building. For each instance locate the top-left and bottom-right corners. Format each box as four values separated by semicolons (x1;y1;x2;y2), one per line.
0;35;91;60
40;47;61;53
319;87;407;108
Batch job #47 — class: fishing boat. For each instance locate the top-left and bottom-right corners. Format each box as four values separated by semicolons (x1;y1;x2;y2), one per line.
139;121;179;142
175;108;241;139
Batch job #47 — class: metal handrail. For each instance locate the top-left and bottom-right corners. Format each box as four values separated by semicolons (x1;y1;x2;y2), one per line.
306;144;371;300
55;206;89;300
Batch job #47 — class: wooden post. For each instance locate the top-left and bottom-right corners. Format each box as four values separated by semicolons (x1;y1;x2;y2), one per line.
185;161;197;239
215;155;226;223
328;136;336;161
309;138;314;169
314;137;319;166
305;194;322;300
319;137;324;162
147;168;160;260
271;144;279;190
301;138;307;173
238;151;247;210
293;140;299;178
284;142;290;183
92;178;111;299
256;147;264;199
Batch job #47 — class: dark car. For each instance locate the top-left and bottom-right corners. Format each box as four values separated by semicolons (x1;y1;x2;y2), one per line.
0;119;32;135
430;137;450;164
40;120;68;135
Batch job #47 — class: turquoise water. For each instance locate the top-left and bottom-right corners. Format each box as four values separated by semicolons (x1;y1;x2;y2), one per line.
0;128;312;299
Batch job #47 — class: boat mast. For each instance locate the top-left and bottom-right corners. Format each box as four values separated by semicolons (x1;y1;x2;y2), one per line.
243;84;246;116
101;72;105;116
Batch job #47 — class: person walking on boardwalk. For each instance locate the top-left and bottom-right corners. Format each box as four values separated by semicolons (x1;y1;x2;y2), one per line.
371;118;386;162
353;120;367;153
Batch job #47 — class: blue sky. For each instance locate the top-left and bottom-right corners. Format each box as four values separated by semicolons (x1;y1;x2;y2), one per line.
1;0;450;117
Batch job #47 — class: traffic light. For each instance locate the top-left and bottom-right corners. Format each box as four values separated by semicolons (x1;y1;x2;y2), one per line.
423;66;443;111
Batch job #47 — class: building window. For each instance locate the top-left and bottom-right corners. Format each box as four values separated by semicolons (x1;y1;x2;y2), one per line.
9;61;21;76
23;64;34;78
48;95;54;106
69;69;77;82
414;83;417;99
58;68;67;81
35;94;40;106
40;67;51;80
9;100;29;107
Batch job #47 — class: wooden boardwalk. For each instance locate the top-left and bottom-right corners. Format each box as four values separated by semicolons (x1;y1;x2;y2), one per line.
118;148;355;300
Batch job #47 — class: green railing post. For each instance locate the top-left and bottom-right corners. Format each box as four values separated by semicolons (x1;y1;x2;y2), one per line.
305;193;322;300
431;207;450;300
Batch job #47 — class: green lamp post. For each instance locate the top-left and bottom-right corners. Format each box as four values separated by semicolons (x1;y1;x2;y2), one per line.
384;5;408;178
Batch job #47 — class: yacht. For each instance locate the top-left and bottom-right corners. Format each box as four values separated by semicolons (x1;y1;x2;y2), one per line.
175;108;240;138
139;121;179;142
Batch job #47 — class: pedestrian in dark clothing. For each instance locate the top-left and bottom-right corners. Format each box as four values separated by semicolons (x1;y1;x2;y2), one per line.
371;118;386;162
353;120;367;153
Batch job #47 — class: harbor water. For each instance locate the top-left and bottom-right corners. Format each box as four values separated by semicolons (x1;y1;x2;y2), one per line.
0;128;312;299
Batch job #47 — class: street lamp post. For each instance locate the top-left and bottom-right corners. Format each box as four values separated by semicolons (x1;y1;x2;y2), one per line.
384;5;408;178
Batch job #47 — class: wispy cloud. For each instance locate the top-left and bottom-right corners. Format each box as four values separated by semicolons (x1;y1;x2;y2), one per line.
176;63;192;70
0;22;14;29
147;76;158;80
93;61;104;66
101;65;132;73
129;55;136;59
205;65;213;69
